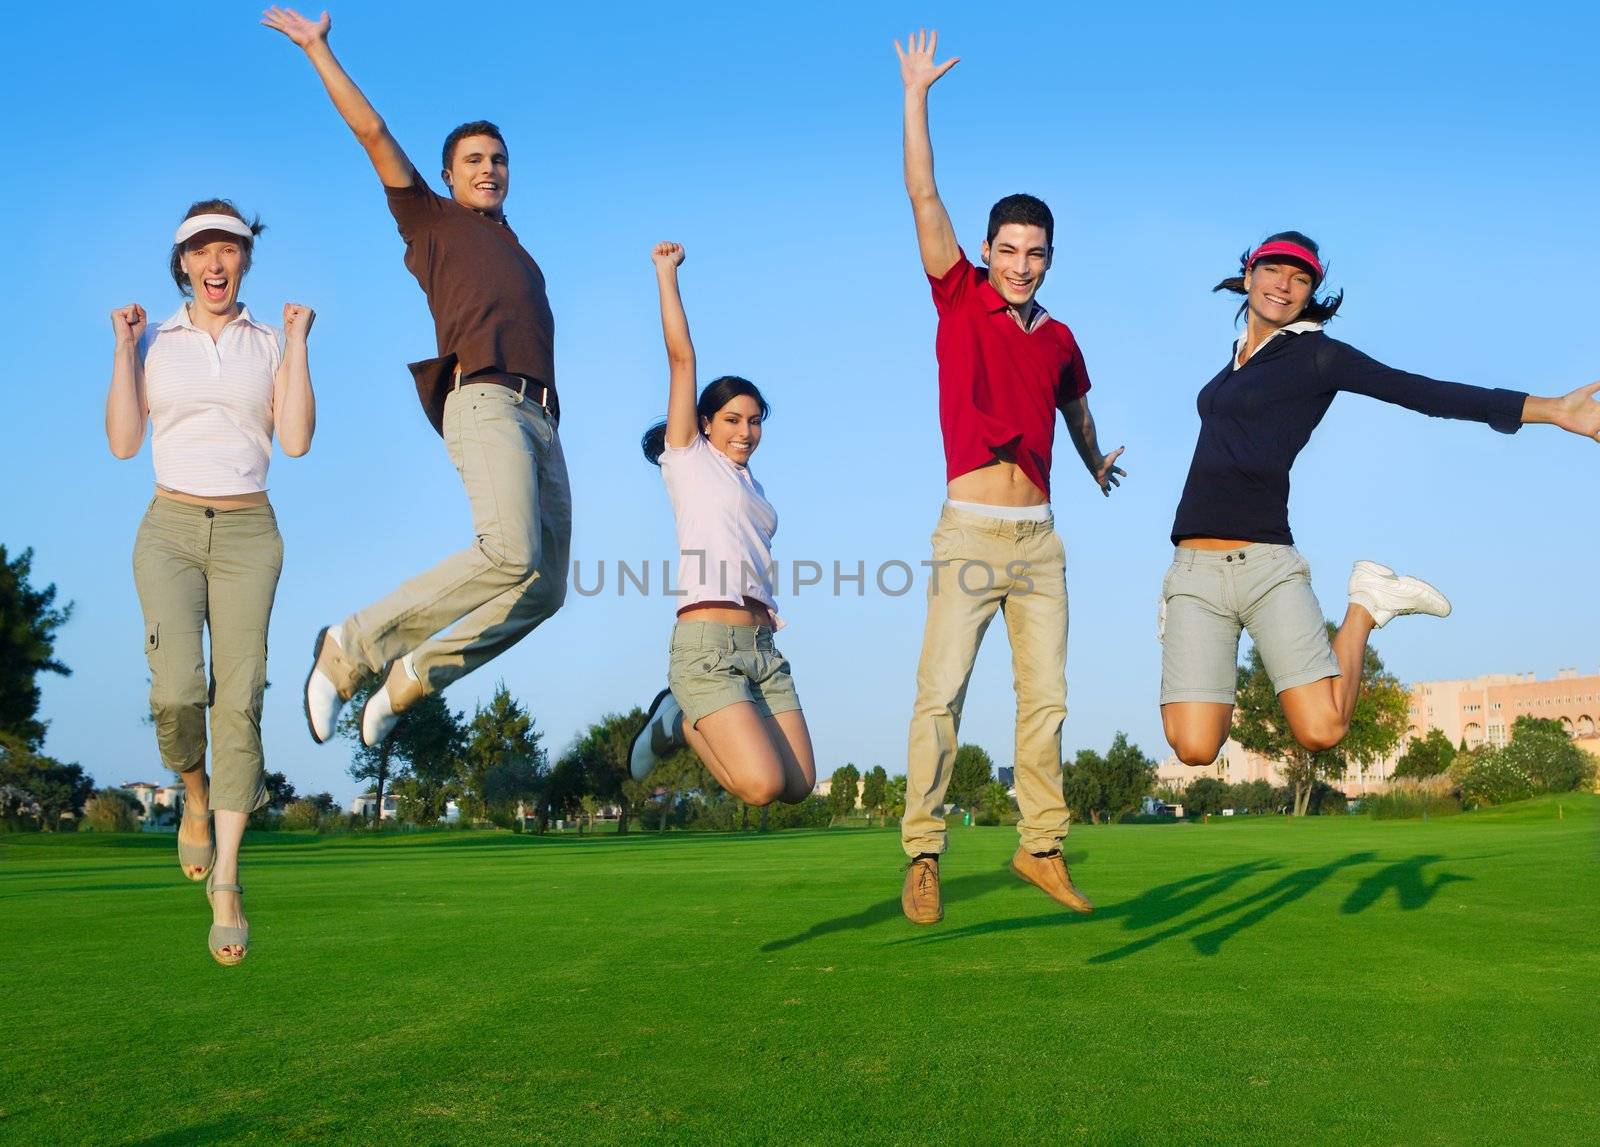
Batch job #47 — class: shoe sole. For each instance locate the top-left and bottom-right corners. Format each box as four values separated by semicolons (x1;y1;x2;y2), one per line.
304;626;332;745
1010;858;1095;915
629;688;673;781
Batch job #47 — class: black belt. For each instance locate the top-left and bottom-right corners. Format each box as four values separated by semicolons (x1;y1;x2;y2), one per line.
453;370;558;422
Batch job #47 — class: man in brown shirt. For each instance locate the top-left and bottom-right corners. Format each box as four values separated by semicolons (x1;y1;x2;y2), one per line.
266;7;571;749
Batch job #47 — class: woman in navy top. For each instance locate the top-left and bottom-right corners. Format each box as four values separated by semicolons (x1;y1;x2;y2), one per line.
1160;231;1600;773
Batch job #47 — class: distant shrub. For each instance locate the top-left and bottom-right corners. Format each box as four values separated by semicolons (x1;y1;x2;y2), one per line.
1368;776;1463;820
280;800;323;831
82;789;141;833
1499;718;1597;795
1458;752;1535;809
768;795;832;830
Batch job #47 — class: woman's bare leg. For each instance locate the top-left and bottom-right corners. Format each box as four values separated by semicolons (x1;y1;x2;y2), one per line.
682;701;787;806
1161;702;1235;766
767;710;816;803
1278;604;1376;751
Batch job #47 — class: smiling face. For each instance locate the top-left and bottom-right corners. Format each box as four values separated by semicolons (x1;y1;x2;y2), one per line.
180;232;248;316
443;133;509;215
981;223;1052;308
1244;259;1315;328
702;394;764;465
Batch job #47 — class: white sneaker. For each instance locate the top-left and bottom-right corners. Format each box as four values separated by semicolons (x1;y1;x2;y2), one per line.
304;625;350;744
361;655;422;748
630;689;685;781
1348;560;1451;628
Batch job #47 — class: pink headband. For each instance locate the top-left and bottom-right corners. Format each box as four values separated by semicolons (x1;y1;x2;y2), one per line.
1247;240;1324;283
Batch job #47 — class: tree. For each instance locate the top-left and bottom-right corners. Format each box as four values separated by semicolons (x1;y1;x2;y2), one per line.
1061;748;1108;824
1060;734;1156;823
342;679;466;825
1183;776;1229;817
264;771;298;810
0;546;73;750
948;743;994;809
304;791;337;815
0;732;92;830
556;708;648;835
860;765;889;826
642;747;715;832
1501;716;1596;794
1232;625;1409;816
978;779;1013;825
828;763;861;820
461;683;546;824
1101;732;1157;822
885;774;908;823
1393;728;1456;780
1227;779;1277;814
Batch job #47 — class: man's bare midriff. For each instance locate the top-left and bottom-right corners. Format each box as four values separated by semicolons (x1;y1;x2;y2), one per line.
155;486;270;510
946;459;1046;507
678;597;775;628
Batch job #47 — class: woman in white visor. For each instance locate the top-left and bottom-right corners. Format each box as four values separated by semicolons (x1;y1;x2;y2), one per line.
105;199;316;965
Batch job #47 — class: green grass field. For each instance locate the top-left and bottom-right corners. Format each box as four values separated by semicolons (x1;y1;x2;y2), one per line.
3;796;1597;1145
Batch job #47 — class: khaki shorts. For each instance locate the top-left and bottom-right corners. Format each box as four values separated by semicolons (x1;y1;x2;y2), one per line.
1158;543;1341;705
668;620;802;727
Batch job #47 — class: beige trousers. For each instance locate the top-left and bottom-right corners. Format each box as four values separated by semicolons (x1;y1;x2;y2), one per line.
902;504;1070;857
341;382;571;694
133;498;282;814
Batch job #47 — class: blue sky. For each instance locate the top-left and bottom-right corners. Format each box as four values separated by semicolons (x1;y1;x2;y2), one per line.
4;1;1596;802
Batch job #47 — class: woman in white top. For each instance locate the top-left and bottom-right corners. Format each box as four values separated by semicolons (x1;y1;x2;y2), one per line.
628;242;815;808
104;199;316;965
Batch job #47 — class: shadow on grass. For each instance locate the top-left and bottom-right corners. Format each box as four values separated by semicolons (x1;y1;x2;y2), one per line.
1339;854;1471;914
759;853;1088;952
892;850;1469;961
123;1120;240;1147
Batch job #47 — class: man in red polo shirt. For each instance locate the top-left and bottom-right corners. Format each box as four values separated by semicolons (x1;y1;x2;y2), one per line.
895;31;1126;925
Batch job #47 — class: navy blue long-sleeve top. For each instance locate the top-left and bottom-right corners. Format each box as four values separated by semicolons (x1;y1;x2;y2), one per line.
1170;328;1526;545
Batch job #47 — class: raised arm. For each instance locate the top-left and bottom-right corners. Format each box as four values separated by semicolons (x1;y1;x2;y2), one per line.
261;7;414;188
895;30;961;278
105;304;148;459
652;243;699;450
273;304;317;457
1061;395;1127;497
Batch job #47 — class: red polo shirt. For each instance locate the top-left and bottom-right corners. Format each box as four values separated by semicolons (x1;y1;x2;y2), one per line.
930;251;1091;499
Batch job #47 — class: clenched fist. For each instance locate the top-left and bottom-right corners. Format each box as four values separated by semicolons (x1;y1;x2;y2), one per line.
111;303;147;346
651;241;686;269
283;302;316;341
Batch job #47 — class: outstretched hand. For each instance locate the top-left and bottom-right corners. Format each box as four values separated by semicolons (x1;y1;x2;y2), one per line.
652;241;686;270
1556;380;1600;442
1094;446;1127;496
110;304;146;346
261;5;330;49
895;29;958;91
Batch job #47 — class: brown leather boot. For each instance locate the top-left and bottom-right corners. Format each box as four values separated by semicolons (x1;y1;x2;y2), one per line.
1010;846;1095;914
901;855;943;924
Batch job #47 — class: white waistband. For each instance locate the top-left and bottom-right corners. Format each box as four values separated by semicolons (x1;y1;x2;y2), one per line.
945;498;1052;523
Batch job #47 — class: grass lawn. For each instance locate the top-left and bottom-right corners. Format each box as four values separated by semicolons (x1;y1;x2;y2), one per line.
2;795;1597;1145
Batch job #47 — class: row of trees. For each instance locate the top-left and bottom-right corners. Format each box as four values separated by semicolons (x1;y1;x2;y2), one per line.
0;546;90;831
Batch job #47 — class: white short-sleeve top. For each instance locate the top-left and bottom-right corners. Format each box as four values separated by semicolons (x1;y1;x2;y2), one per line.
659;434;782;626
140;304;280;496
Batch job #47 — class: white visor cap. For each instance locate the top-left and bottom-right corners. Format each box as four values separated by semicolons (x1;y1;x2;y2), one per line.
174;213;255;245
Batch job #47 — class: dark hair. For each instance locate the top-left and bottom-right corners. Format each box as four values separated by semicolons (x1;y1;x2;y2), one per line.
169;199;265;297
641;376;771;466
442;120;508;173
1212;230;1344;324
986;193;1054;248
